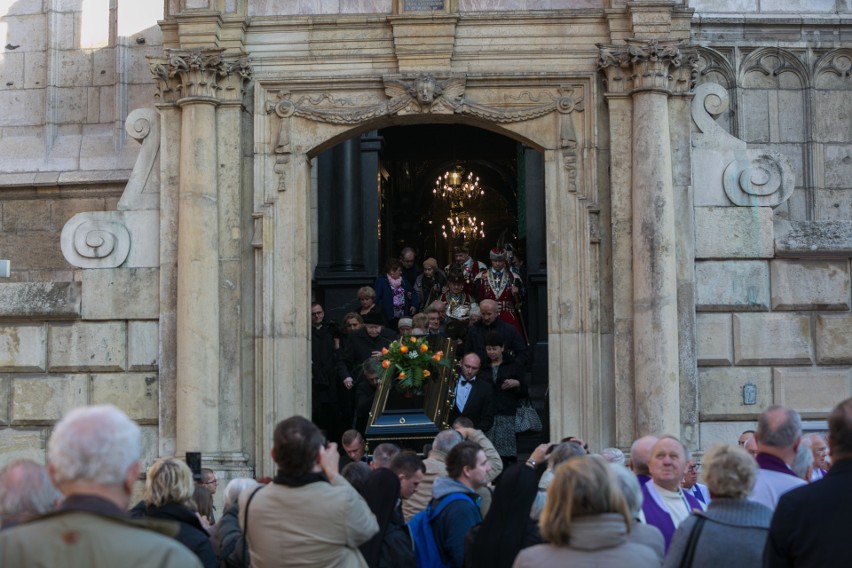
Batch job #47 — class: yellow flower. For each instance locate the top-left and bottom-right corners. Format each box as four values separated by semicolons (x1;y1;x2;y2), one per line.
420;344;429;353
400;346;409;354
410;336;417;343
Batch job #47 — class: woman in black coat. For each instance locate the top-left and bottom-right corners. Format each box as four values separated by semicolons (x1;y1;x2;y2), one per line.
481;331;527;466
130;457;218;568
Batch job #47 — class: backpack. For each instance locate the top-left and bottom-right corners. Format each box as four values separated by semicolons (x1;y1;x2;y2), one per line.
407;493;474;568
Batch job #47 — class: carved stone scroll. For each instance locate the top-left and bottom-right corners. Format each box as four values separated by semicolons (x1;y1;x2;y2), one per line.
118;108;160;211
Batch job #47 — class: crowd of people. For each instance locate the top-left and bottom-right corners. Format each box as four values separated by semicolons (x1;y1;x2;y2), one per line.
0;398;849;567
312;243;530;466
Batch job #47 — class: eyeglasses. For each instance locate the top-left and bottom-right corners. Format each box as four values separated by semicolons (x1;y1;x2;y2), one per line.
311;311;323;317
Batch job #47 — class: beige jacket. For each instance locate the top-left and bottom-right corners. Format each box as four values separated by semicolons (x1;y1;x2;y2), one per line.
239;475;378;568
0;510;202;568
402;428;503;521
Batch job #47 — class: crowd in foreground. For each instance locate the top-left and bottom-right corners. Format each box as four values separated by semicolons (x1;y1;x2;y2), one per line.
0;397;849;567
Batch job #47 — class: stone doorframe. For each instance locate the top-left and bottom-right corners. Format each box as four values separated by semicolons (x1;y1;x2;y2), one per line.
251;71;602;474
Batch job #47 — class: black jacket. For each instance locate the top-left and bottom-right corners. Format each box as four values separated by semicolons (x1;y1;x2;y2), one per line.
448;376;495;433
764;458;852;567
464;319;528;370
130;500;218;568
338;327;396;380
211;502;248;568
481;356;527;416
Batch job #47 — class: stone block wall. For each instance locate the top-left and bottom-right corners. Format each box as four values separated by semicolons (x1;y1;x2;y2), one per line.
0;270;160;471
696;249;852;446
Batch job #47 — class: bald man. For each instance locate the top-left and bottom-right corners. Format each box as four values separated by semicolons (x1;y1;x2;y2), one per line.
629;435;659;485
447;353;495;433
463;299;528;369
750;405;806;510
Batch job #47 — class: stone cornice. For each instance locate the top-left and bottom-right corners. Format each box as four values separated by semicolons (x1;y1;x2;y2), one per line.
148;48;253;105
597;39;697;96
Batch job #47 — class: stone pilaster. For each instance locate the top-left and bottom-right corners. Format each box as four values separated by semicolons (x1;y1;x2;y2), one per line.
599;40;691;438
148;49;251;461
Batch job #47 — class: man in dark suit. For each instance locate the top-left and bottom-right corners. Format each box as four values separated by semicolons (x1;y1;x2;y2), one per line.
464;299;528;370
764;397;852;567
448;353;495;433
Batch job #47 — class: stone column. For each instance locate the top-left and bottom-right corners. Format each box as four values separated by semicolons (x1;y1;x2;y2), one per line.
599;40;686;437
149;49;251;457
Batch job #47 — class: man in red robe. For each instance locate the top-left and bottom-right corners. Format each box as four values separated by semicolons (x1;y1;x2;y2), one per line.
474;247;524;338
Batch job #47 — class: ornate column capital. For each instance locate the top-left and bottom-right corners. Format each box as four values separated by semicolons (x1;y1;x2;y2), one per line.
597;39;697;96
148;48;253;105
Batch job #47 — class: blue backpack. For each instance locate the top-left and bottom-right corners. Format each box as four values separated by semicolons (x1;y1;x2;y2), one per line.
407;493;474;568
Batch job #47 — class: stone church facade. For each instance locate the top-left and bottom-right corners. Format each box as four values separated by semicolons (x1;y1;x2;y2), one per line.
0;0;850;481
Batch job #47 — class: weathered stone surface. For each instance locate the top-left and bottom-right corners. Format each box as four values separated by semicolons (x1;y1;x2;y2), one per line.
0;429;47;466
699;367;772;419
11;375;88;425
48;322;126;372
775;220;852;258
81;268;159;320
0;282;82;319
91;373;158;423
128;321;159;371
0;377;8;426
696;313;733;366
734;313;813;365
771;260;851;310
694;207;774;259
773;367;852;418
696;261;770;311
140;425;160;473
816;314;852;365
0;324;47;372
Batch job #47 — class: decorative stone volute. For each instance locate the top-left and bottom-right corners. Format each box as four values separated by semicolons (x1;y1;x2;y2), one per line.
148;48;252;104
598;40;696;96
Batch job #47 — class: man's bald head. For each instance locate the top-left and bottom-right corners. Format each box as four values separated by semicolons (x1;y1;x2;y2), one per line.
629;435;659;475
756;405;802;465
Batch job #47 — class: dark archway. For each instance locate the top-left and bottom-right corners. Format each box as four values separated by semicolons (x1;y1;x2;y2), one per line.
312;123;550;448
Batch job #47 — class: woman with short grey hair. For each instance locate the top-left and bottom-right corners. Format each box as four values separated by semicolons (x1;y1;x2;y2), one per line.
664;444;773;568
213;477;259;568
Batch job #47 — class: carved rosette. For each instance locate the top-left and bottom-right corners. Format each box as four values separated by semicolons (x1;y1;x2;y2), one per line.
148;48;252;104
598;40;694;95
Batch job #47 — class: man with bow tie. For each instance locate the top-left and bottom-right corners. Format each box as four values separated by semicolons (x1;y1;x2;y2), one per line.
448;353;495;433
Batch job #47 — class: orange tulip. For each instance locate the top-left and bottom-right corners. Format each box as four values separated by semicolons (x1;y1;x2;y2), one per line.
382;360;390;368
420;344;429;352
400;346;409;354
422;370;431;377
398;371;406;379
410;336;417;343
381;347;389;355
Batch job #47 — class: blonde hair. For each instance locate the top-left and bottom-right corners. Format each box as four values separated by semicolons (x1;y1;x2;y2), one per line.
357;286;375;300
143;457;195;508
702;444;757;499
540;455;630;546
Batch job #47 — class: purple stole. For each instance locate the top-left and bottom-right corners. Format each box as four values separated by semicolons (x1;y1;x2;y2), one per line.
641;481;703;552
756;453;799;477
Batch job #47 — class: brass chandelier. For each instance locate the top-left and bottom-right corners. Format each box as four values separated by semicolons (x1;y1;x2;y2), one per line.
435;165;486;240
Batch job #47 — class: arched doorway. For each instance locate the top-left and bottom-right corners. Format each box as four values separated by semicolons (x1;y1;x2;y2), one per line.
311;123;552;449
254;73;603;475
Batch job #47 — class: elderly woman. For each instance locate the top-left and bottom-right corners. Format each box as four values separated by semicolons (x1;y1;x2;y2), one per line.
211;477;258;568
663;444;773;568
356;286;384;323
131;458;218;568
514;456;659;568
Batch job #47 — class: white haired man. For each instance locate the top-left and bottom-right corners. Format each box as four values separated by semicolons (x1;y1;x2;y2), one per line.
0;459;62;529
0;405;201;567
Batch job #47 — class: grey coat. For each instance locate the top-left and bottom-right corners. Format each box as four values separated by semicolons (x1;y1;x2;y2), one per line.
663;498;772;568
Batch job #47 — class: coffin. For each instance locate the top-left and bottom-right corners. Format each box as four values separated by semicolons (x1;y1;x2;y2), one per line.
364;336;457;452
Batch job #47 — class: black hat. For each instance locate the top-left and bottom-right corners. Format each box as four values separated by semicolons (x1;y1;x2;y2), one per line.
362;312;384;326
